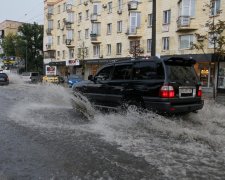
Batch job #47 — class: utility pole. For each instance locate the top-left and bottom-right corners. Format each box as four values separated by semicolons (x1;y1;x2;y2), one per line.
79;42;88;76
151;0;156;56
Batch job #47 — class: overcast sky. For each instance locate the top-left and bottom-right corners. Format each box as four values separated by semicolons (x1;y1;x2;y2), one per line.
0;0;43;24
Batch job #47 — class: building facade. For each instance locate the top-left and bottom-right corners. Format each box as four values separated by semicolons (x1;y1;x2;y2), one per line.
43;0;225;92
0;20;23;54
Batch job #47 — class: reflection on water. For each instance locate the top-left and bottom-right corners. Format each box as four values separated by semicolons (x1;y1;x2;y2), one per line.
6;73;225;179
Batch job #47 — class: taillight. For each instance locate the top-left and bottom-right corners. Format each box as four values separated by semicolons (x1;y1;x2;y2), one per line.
197;86;202;97
160;85;175;98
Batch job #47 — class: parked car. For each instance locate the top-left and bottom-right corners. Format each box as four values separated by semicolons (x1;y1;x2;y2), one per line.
42;75;64;84
0;73;9;85
73;57;204;114
67;75;83;88
21;72;40;83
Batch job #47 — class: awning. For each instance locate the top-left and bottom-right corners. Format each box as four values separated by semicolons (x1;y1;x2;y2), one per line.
49;61;66;66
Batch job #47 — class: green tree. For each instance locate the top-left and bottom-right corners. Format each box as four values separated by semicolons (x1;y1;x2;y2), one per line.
17;22;44;73
192;0;225;98
1;33;17;56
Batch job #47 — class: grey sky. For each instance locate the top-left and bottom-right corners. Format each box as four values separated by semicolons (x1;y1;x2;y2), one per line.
0;0;43;24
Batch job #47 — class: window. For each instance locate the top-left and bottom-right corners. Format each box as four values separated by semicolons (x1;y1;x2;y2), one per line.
85;10;89;20
93;44;100;57
117;21;122;33
63;3;66;11
147;39;152;52
57;20;60;29
95;66;113;81
48;20;53;29
57;36;60;45
162;37;169;50
130;40;140;49
47;36;53;45
62;50;65;59
107;44;111;55
57;5;61;14
130;12;141;33
208;32;218;48
69;49;74;59
67;12;74;23
85;29;89;39
163;10;171;24
116;43;122;55
48;5;54;14
107;23;112;35
179;0;195;17
112;64;132;80
133;62;164;80
93;3;101;15
63;35;66;44
57;51;60;57
179;34;193;49
118;0;123;10
67;30;74;40
78;30;81;40
108;2;112;13
211;0;220;16
148;14;152;27
78;12;82;22
92;22;101;35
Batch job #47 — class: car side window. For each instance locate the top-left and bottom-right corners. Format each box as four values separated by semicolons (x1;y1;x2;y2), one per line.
95;66;113;81
133;61;164;80
111;64;132;80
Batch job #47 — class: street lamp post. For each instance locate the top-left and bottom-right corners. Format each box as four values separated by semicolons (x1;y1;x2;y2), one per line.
151;0;156;57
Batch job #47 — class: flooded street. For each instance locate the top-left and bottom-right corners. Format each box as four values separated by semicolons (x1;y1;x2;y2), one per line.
1;74;225;179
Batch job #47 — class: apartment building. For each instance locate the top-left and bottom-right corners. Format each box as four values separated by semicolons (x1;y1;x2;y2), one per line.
43;0;225;92
0;20;23;54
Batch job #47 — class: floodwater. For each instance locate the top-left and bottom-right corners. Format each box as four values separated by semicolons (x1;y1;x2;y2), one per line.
1;73;225;179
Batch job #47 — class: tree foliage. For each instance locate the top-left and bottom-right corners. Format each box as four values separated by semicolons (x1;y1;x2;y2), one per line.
1;22;43;73
192;0;225;58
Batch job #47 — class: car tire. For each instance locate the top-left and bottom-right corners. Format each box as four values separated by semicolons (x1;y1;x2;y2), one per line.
121;98;145;112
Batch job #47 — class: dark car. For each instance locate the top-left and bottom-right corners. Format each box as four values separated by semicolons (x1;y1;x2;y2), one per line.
0;73;9;85
73;57;204;114
67;75;83;88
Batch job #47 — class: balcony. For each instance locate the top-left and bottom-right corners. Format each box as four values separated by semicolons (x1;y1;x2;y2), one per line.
177;16;197;32
128;1;138;10
90;13;98;21
66;4;73;12
126;26;142;38
90;33;101;43
46;12;53;19
46;28;52;35
65;39;75;48
45;43;52;51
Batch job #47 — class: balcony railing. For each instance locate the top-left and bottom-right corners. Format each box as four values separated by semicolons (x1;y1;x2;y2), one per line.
90;13;98;21
46;28;52;35
128;1;138;10
177;16;190;27
90;33;98;41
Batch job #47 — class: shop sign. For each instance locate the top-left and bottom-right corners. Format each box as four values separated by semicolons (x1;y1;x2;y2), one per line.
66;59;80;66
46;65;56;75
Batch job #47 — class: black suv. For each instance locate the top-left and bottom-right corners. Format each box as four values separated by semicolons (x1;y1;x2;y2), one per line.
73;57;204;114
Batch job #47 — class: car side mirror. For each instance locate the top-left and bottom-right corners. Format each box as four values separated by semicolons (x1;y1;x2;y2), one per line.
88;75;93;81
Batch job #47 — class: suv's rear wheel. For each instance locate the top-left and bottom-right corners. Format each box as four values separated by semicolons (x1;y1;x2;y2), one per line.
121;98;145;112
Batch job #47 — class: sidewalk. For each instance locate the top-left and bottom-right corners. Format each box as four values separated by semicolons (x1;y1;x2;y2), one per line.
202;92;225;106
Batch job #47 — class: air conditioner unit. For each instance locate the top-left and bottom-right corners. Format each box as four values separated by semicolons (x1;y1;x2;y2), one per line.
128;1;138;10
117;9;122;14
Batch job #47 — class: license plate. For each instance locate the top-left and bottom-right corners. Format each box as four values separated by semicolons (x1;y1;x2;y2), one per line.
180;88;192;94
0;78;4;81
